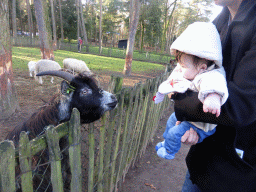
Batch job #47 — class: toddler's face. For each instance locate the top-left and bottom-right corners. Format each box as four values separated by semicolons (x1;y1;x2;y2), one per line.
178;54;200;80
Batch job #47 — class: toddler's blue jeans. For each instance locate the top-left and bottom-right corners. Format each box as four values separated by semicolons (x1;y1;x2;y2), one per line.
163;113;216;156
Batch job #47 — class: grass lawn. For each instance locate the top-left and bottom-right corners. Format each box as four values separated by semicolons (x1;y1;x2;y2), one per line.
87;46;171;64
12;47;165;74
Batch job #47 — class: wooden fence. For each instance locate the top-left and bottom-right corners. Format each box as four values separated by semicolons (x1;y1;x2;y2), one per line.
0;71;171;192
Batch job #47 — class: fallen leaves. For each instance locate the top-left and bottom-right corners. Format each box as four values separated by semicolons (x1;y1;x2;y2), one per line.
145;183;156;190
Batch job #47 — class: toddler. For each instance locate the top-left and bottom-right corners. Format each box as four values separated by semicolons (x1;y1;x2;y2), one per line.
154;22;229;159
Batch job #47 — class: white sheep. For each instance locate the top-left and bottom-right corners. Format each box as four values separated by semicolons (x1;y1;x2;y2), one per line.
28;61;37;77
63;58;92;75
34;59;61;84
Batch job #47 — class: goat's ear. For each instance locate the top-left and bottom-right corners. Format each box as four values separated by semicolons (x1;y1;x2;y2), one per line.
61;81;75;95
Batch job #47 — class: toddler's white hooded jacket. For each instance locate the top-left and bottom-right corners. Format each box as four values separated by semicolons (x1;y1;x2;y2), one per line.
156;22;229;132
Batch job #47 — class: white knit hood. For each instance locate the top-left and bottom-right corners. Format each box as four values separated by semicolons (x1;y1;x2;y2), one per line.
170;22;223;67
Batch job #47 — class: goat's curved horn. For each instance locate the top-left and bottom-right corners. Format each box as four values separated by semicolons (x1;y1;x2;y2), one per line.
36;70;74;82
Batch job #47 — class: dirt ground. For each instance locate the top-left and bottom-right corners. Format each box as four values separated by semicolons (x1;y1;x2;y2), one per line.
0;69;189;192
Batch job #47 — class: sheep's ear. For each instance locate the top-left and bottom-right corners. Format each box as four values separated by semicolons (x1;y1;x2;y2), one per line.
61;81;75;95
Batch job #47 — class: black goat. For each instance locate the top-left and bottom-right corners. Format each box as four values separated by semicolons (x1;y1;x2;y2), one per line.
6;70;118;191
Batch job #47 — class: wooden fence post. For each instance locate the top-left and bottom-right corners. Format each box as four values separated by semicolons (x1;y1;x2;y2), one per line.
114;89;134;190
68;108;82;192
132;83;150;166
140;78;160;154
109;90;125;191
122;84;142;175
19;131;33;192
88;123;95;192
0;140;16;192
103;75;123;191
129;83;145;168
137;79;153;158
108;75;123;93
45;125;64;192
97;114;106;192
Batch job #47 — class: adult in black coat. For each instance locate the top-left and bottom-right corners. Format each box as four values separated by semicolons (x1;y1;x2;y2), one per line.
172;0;256;191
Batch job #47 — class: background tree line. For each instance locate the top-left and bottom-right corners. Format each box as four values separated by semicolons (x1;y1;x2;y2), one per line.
8;0;214;54
1;0;215;119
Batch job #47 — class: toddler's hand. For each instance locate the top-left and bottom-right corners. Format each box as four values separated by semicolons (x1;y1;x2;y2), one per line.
203;93;221;117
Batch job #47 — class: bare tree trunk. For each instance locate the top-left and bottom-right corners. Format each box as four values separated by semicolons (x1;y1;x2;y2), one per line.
166;16;175;54
160;0;168;53
99;0;102;54
19;8;23;33
91;3;94;41
58;0;64;41
34;0;54;59
140;20;145;52
12;0;17;44
169;17;177;48
161;0;177;53
50;0;57;50
26;0;33;45
0;0;20;120
79;0;88;45
123;0;141;76
76;0;80;40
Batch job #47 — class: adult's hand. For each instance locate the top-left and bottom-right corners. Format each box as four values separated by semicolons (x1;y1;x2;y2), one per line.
181;128;199;145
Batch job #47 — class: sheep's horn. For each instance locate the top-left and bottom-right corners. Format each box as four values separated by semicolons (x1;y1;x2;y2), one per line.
36;70;74;82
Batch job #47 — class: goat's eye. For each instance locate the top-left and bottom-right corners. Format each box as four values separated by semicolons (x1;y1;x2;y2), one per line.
82;90;87;95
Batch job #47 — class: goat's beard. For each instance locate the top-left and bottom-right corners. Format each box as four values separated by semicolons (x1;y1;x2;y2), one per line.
58;93;73;122
79;108;103;124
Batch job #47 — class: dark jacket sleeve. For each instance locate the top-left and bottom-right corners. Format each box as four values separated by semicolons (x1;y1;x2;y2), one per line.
173;32;256;129
173;91;233;126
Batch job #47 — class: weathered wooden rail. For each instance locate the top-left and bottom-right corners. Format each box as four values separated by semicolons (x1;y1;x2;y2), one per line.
0;71;171;192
